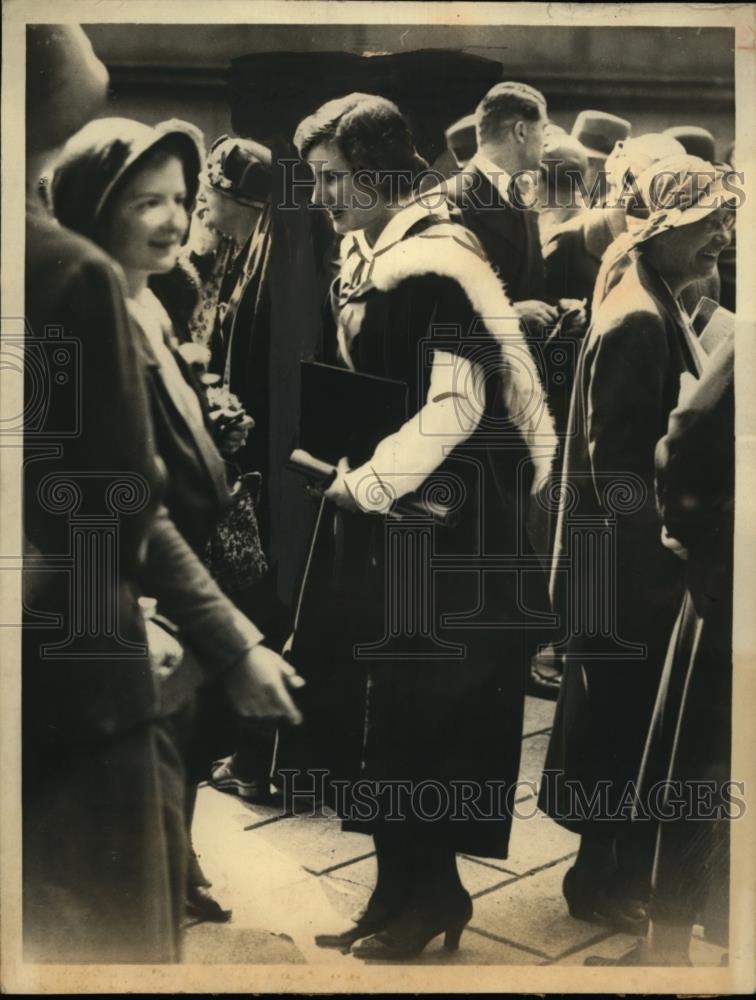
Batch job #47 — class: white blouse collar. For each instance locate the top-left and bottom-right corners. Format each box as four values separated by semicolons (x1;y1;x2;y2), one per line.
343;198;450;265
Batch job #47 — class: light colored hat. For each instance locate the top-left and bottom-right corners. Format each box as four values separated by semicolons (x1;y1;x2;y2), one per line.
26;25;109;153
605;133;685;189
629;155;737;246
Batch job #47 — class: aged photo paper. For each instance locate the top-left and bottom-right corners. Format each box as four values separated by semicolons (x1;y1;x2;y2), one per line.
2;0;755;994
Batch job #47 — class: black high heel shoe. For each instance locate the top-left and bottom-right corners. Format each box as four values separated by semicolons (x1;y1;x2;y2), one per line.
314;895;401;952
351;890;473;960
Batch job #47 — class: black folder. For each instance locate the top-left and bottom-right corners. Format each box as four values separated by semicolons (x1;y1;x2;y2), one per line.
299;361;408;468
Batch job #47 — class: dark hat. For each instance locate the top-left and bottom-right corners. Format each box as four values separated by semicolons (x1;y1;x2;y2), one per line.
51;117;202;240
571;110;632;160
541;132;589;177
664;126;716;163
26;25;109;154
203;135;272;206
444;115;477;167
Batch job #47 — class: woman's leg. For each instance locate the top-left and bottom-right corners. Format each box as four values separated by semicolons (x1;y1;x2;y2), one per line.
352;824;473;959
366;823;412;914
315;823;409;948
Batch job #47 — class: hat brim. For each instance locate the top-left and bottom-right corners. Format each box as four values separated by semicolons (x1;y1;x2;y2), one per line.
581;147;609;162
94;128;202;224
631;177;737;246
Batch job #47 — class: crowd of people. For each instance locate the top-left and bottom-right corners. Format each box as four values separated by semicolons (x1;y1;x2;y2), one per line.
22;25;737;966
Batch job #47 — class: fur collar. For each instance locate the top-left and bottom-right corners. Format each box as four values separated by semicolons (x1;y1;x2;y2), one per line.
368;222;558;486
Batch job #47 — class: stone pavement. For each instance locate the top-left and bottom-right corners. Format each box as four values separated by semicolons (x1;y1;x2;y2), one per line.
185;696;726;968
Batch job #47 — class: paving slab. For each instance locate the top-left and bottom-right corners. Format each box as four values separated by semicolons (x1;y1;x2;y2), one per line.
192;786;308;904
553;930;640;965
468;858;601;959
554;928;726;967
516;731;551;793
183;923;306;964
523;695;556;737
244;812;374;875
690;932;728;967
195;781;285;831
349;928;539;967
329;853;517;899
479;810;578;877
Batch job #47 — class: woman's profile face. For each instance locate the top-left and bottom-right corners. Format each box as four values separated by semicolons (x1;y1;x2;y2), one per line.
103;154;189;280
306;139;390;237
201;183;261;242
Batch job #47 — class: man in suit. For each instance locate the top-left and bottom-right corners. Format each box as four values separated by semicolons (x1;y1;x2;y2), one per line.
441;83;589;700
539;158;735;932
443;81;559;334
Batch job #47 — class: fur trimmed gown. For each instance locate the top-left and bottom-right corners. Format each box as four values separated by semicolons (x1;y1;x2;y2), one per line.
289;202;556;859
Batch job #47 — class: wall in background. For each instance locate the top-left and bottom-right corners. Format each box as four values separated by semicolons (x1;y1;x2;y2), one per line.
84;23;735;159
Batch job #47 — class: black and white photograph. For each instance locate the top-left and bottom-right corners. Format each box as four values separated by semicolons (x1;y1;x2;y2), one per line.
1;1;754;993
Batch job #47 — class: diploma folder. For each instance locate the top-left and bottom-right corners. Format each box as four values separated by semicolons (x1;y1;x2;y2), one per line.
298;361;409;468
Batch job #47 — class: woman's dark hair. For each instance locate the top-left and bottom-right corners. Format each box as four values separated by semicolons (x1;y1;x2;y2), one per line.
294;93;428;200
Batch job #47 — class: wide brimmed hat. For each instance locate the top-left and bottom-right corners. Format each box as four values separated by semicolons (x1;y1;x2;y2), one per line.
51;117;203;240
571;109;631;160
26;25;109;154
628;155;737;246
664;126;716;163
605;133;685;186
203;135;272;206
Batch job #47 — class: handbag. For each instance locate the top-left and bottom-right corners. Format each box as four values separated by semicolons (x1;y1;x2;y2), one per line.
203;469;268;597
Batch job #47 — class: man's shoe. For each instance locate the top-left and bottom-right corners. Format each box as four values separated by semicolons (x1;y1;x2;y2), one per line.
562;866;649;935
210;756;278;803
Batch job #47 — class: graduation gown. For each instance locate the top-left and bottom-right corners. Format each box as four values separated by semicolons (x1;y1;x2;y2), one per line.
291;203;556;858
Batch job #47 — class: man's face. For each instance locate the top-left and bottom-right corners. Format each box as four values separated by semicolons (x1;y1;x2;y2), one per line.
649;206;735;284
521;111;547;172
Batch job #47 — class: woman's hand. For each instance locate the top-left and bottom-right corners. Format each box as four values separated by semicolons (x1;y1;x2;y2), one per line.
177;341;212;370
514;299;559;329
558;298;588;335
224;643;305;725
145;618;184;672
211;409;255;455
323;456;361;512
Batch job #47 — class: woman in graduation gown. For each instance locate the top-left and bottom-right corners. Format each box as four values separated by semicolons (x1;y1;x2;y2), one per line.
291;94;556;959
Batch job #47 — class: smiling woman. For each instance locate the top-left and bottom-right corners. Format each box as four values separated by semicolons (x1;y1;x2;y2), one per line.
102;153;190;294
